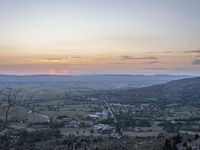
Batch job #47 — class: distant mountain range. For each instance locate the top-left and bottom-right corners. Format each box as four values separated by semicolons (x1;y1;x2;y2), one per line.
0;74;191;90
105;76;200;103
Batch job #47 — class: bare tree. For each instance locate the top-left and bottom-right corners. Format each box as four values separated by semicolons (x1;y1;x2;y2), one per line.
0;88;20;150
0;88;20;129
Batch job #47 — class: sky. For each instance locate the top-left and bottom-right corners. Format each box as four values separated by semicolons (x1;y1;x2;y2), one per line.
0;0;200;75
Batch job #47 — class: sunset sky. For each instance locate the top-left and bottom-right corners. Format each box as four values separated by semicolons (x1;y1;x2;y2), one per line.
0;0;200;75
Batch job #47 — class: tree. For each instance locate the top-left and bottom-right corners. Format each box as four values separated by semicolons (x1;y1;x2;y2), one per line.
0;88;20;129
195;133;199;140
0;88;20;150
186;146;192;150
183;141;187;147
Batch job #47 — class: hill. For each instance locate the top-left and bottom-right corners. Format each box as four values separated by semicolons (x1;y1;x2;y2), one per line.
104;76;200;103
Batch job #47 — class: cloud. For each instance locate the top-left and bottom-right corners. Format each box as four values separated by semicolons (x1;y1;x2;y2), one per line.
184;50;200;53
145;67;185;70
71;56;81;59
148;50;200;54
192;59;200;65
144;67;169;70
147;60;159;64
147;51;175;54
44;58;67;61
27;56;83;63
121;56;157;60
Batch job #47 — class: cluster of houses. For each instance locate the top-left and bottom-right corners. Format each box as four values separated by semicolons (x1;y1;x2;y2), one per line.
86;110;109;120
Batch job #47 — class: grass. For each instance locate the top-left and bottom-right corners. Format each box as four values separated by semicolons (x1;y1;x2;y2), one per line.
60;127;90;135
40;110;88;118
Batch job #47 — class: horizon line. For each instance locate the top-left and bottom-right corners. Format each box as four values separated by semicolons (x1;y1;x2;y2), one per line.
0;73;194;77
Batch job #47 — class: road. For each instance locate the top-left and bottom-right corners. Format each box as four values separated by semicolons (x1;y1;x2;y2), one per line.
103;96;117;123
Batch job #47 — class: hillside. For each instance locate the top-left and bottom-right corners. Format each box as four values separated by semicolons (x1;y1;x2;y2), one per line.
105;76;200;103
